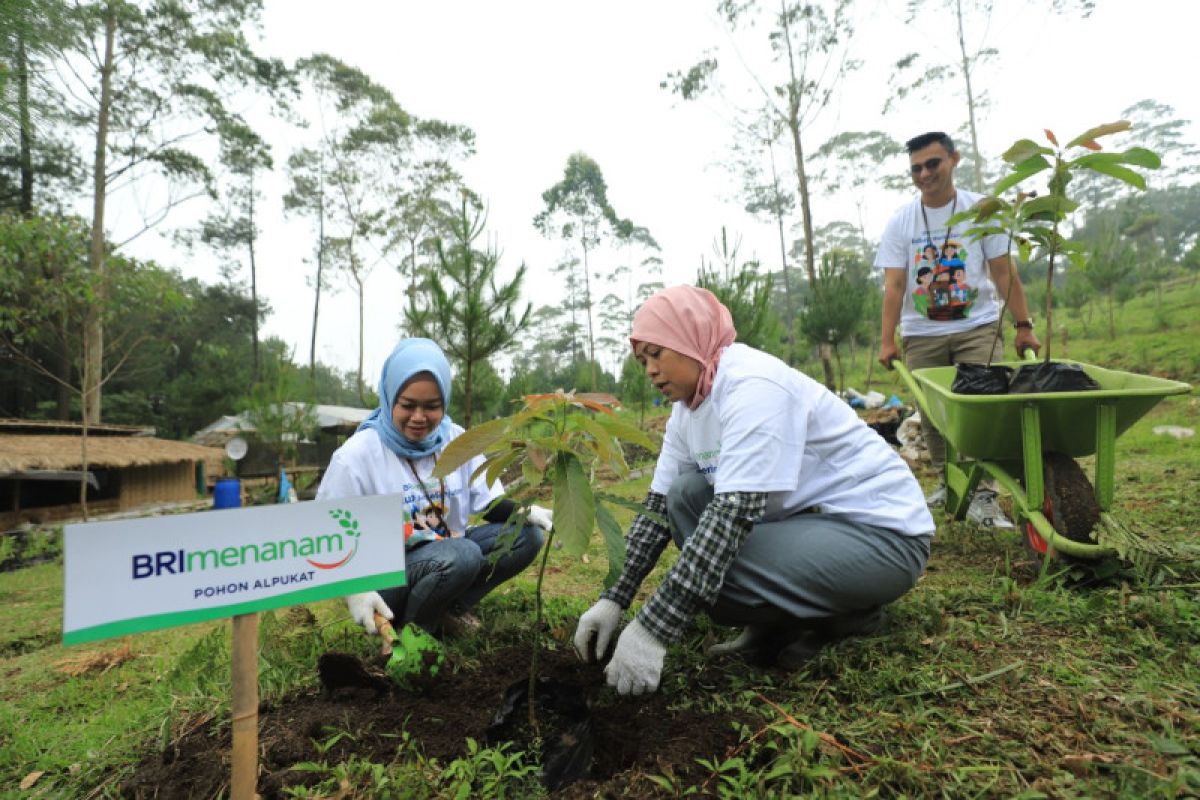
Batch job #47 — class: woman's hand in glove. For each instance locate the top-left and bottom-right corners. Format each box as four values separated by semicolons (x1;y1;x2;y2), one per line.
346;591;393;634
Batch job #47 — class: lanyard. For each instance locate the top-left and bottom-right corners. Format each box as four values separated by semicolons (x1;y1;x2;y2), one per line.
404;454;446;514
920;193;958;257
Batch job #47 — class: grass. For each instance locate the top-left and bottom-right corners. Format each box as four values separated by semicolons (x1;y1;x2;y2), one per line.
1;282;1198;797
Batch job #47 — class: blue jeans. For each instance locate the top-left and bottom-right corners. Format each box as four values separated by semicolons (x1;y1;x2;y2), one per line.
378;522;544;632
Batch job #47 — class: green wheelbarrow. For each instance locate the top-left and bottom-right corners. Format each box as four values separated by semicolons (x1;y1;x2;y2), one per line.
894;357;1191;559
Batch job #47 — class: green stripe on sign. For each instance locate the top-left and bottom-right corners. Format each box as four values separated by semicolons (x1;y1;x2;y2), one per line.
62;571;405;646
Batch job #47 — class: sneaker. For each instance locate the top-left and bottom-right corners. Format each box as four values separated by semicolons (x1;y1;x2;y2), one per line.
925;481;947;508
966;489;1014;529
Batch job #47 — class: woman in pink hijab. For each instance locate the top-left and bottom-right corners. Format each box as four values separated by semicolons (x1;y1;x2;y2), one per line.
574;286;935;696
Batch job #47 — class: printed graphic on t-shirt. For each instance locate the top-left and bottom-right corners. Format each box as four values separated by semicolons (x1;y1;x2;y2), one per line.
911;238;976;321
402;480;457;548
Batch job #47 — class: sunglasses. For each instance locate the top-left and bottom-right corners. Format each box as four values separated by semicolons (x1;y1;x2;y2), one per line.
910;157;944;175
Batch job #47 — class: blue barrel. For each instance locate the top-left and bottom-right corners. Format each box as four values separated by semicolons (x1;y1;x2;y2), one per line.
213;478;242;509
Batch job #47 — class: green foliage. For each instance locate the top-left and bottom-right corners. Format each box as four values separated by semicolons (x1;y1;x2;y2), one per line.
436;391;655;572
697;227;783;356
958;121;1161;361
243;378;319;466
797;248;875;392
406;196;531;426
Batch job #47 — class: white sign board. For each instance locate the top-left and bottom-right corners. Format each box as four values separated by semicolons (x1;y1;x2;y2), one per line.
64;494;410;645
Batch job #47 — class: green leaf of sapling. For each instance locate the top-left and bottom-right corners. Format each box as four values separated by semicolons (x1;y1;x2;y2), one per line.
595;502;625;589
553;454;595;556
434;416;512;477
1065;120;1131;148
1077;160;1148;190
1002;139;1051;164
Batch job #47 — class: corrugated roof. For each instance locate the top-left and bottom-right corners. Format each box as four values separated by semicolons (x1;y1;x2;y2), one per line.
191;403;370;446
0;435;224;472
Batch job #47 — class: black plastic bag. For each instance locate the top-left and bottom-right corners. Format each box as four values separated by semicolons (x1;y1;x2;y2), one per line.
951;363;1013;395
1009;362;1100;394
485;677;595;790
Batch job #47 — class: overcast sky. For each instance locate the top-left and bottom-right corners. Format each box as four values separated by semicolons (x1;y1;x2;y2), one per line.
119;0;1200;388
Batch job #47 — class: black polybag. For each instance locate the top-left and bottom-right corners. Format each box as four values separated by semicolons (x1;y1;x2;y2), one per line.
1009;362;1100;394
951;363;1013;395
485;676;595;790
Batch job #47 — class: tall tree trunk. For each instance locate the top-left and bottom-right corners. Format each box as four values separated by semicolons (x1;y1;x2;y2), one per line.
248;172;260;382
56;320;71;418
84;9;117;425
463;358;474;428
956;0;984;192
356;263;365;407
779;0;835;390
310;172;325;381
767;141;796;362
16;35;33;215
79;415;90;521
581;234;597;390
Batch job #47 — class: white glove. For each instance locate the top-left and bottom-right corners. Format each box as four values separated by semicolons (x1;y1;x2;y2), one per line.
573;598;622;662
605;618;666;696
346;591;393;634
528;504;554;532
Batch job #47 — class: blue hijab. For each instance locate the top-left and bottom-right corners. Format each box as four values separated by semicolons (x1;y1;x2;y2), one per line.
358;338;454;459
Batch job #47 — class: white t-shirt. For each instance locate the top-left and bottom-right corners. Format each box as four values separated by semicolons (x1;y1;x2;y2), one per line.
316;423;501;535
650;344;934;536
874;189;1009;338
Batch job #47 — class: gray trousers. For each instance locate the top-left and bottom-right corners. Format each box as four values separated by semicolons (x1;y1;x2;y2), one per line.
667;471;930;627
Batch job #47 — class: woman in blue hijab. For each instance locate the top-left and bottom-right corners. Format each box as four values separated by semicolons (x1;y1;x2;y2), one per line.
318;338;551;637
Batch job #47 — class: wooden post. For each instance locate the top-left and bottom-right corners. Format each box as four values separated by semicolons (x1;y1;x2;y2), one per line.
230;612;259;799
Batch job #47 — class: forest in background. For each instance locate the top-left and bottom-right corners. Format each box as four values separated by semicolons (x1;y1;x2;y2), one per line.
2;0;1198;440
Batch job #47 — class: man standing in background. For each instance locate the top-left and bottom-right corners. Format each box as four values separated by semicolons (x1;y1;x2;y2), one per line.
876;131;1041;528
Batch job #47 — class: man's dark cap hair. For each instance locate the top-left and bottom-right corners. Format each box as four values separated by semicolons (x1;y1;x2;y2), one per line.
906;132;956;154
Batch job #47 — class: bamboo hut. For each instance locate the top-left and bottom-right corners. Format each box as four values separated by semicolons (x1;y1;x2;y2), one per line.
0;419;224;527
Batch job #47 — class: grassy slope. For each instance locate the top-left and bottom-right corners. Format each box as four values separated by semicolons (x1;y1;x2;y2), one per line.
1;283;1198;797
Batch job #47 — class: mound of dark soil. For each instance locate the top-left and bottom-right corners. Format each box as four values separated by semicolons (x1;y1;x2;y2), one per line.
119;645;753;799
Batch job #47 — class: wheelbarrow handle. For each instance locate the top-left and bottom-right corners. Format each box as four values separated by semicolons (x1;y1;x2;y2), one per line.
891;360;929;419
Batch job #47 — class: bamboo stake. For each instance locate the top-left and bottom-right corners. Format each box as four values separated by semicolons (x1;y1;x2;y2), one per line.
231;612;259;800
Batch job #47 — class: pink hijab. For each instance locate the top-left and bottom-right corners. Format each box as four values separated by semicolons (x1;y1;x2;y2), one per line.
630;285;737;410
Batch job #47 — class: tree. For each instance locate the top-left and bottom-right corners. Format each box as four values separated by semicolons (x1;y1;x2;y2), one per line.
63;0;287;423
387;159;463;302
886;0;1096;192
811;131;906;242
283;146;334;382
729;108;799;349
0;211;182;517
534;153;628;389
665;0;862;389
406;195;532;426
797;248;873;393
0;0;80;215
1075;100;1200;208
196;121;272;382
287;54;473;400
1082;226;1133;340
696;228;783;355
619;353;654;426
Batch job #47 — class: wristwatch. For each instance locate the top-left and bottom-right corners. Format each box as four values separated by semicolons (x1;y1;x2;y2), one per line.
1013;318;1034;330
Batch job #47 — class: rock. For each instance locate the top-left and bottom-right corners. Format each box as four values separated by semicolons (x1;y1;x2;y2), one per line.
1152;425;1194;440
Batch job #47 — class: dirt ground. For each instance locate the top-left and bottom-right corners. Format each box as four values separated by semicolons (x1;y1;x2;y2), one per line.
119;645;753;799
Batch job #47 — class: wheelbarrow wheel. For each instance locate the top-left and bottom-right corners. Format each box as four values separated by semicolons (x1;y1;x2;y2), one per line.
1024;453;1102;558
